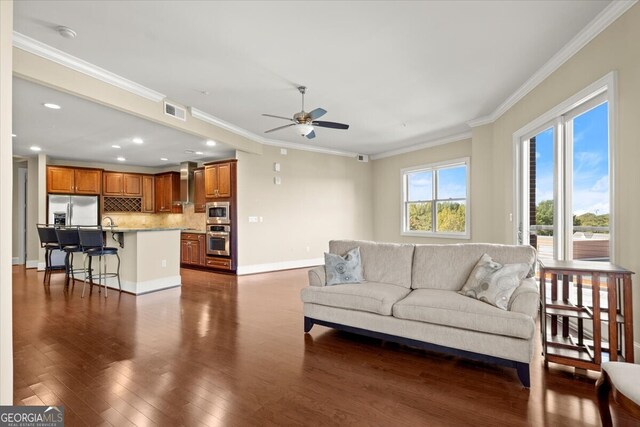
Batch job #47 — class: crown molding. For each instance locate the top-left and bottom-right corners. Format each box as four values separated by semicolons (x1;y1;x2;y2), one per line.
189;107;358;158
13;31;166;102
467;0;637;128
370;131;472;161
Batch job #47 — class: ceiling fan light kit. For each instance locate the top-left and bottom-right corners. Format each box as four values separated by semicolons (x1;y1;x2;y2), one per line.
262;86;349;140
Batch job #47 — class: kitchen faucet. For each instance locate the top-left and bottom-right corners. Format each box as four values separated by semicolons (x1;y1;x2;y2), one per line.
102;216;116;228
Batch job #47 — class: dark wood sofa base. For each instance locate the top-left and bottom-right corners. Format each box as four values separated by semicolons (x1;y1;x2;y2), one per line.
304;316;530;388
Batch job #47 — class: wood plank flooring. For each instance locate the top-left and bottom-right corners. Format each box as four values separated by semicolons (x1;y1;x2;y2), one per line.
11;265;638;426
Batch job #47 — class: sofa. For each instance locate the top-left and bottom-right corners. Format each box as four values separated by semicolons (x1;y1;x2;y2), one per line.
300;240;539;387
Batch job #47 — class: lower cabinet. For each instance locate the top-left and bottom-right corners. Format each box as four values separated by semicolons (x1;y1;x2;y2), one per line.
181;233;205;266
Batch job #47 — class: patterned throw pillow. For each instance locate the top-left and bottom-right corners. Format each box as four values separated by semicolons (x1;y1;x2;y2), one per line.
458;253;530;310
324;247;364;286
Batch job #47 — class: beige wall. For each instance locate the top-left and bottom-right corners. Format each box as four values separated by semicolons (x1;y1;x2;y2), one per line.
482;4;640;346
236;145;373;269
372;139;472;244
25;156;40;265
11;159;24;261
0;0;13;405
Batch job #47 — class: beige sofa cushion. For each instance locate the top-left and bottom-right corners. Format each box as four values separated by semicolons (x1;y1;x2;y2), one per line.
330;240;414;289
412;244;536;291
392;289;535;339
301;282;411;316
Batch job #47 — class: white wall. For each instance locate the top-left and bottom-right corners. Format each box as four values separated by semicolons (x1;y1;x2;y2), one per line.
236;145;373;273
0;0;13;405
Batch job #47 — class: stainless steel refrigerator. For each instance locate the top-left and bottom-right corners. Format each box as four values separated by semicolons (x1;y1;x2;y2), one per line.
47;195;99;266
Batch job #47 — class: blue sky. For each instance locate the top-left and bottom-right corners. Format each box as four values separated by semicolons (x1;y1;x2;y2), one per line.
535;101;609;215
408;165;466;201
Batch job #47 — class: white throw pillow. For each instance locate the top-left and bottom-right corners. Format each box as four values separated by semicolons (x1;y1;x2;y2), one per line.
459;253;530;310
324;247;364;286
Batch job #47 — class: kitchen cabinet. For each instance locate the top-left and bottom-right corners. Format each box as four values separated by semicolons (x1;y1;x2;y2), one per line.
193;168;206;213
47;166;102;195
103;172;143;197
181;233;205;266
204;162;231;198
155;172;181;213
205;257;232;271
142;175;155;213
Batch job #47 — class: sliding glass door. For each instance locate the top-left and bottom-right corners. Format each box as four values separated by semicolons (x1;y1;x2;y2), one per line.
518;94;610;263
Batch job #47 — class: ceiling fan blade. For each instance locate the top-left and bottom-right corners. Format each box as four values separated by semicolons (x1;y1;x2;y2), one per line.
265;123;295;133
307;108;327;120
312;121;349;130
262;113;294;122
305;129;316;139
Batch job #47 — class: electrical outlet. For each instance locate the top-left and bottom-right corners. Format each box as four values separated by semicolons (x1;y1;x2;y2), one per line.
274;162;281;172
280;148;287;155
259;216;264;223
274;176;282;185
161;259;167;268
306;246;310;252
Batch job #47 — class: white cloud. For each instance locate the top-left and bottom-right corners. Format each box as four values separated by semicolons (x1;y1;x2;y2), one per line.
591;175;609;192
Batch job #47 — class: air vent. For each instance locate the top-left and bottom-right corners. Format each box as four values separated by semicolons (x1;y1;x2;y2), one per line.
164;101;186;121
356;154;369;163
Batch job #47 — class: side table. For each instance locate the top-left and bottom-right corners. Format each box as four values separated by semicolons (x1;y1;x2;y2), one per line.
539;259;634;371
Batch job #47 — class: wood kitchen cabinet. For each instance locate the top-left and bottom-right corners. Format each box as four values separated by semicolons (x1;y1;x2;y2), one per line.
204;162;231;198
181;233;205;266
47;166;102;195
103;172;143;197
155;172;182;213
193;168;206;213
142;175;155;213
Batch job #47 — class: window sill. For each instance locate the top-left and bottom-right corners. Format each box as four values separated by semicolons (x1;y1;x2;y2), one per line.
401;231;471;240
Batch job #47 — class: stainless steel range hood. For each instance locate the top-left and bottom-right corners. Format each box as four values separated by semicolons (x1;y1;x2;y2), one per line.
180;161;198;204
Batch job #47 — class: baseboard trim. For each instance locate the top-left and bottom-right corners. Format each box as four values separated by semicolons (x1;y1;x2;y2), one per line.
237;258;323;275
12;257;20;265
25;260;39;269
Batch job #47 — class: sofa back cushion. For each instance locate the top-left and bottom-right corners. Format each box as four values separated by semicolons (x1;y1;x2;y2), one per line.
411;244;536;291
329;240;414;288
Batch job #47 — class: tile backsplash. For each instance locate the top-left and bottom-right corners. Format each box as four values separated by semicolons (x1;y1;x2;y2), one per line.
107;204;206;231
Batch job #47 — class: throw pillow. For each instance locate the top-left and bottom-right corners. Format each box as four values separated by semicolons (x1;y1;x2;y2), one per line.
459;253;530;310
324;247;364;286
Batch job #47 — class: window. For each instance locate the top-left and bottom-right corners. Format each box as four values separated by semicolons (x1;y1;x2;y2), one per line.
402;158;470;238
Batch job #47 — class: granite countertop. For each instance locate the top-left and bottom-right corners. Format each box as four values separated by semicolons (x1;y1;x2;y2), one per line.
106;227;187;233
180;229;207;234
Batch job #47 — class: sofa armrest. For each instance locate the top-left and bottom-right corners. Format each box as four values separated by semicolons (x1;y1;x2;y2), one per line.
308;266;326;287
508;277;539;318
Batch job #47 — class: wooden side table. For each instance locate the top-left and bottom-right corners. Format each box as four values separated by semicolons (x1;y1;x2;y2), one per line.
539;260;634;371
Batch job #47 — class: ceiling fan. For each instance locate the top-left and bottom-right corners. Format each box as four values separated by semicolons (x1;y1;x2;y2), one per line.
262;86;349;139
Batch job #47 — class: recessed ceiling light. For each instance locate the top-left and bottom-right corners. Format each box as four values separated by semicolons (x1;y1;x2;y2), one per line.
44;103;61;110
132;137;144;144
30;146;42;152
160;157;168;161
206;140;216;146
12;134;16;138
117;156;126;161
195;151;204;155
57;26;77;39
112;145;121;149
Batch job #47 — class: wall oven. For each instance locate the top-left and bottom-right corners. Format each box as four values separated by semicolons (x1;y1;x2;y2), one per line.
206;201;230;224
207;225;231;256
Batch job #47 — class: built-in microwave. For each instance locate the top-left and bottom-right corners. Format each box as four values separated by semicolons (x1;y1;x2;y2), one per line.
206;201;230;224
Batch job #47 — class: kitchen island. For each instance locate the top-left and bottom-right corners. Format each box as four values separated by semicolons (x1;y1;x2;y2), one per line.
74;228;182;295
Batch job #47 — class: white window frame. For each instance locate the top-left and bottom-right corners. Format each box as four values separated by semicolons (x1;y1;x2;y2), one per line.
401;157;471;239
512;71;616;262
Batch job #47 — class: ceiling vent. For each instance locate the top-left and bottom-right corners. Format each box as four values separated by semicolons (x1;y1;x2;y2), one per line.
164;101;186;121
356;154;369;162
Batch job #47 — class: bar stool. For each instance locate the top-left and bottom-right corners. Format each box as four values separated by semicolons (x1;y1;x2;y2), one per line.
36;224;60;285
78;227;122;298
54;226;84;287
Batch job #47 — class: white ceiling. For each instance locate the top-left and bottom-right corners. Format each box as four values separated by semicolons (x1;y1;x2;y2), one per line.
13;0;611;159
12;78;235;166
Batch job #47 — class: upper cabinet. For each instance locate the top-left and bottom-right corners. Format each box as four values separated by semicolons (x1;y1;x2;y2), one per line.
193;168;206;213
103;172;143;197
204;161;232;198
47;166;102;195
155;172;182;213
142;175;155;213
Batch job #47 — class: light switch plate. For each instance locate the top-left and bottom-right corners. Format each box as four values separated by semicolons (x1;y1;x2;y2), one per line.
280;148;287;155
274;162;280;172
274;176;282;185
249;216;258;223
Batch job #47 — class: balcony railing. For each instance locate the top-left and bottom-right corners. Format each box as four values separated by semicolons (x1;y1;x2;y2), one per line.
529;225;610;261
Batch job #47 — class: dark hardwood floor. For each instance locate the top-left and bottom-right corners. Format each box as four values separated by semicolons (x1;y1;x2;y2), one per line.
11;265;637;426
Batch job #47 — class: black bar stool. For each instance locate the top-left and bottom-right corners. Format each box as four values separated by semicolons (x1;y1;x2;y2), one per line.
36;224;60;285
78;227;122;298
54;226;84;287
